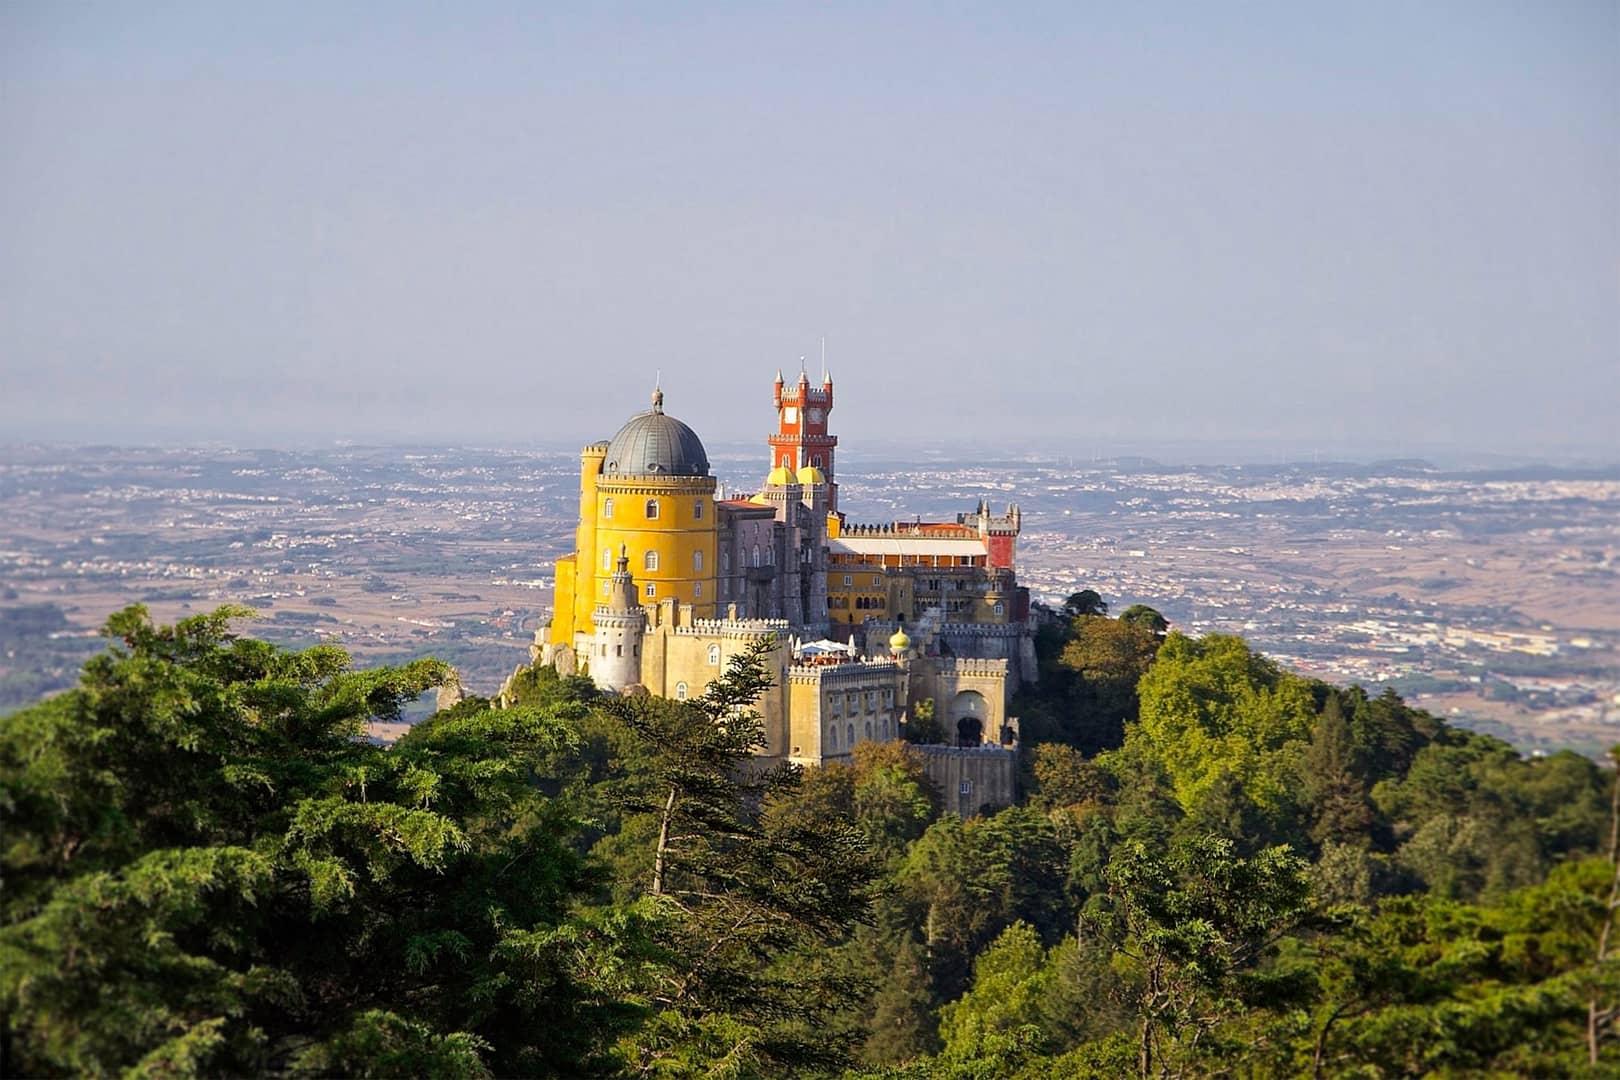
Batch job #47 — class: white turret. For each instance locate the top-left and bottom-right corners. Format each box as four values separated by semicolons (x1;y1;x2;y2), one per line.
591;546;645;692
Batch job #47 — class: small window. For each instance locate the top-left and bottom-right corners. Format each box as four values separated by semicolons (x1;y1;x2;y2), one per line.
694;582;702;598
828;725;838;750
846;723;855;747
843;575;853;587
752;545;761;568
871;576;881;587
602;548;612;570
994;602;1005;616
645;583;656;598
721;551;730;572
615;644;622;657
693;550;703;572
645;499;659;519
693;500;704;521
813;455;823;467
603;497;614;519
708;644;721;665
959;779;973;797
676;682;688;701
645;550;658;572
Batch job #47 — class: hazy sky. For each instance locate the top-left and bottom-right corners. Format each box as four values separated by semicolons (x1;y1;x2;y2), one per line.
2;2;1616;459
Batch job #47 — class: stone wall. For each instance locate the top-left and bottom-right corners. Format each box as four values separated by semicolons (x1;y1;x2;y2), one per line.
913;744;1018;817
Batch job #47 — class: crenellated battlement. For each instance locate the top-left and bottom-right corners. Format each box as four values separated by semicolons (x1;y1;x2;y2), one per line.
672;617;789;640
930;657;1009;676
787;659;903;684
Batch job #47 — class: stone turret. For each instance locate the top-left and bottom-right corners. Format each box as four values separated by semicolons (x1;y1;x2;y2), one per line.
591;546;645;692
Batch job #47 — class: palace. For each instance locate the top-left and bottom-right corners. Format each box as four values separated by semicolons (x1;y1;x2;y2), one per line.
536;372;1032;807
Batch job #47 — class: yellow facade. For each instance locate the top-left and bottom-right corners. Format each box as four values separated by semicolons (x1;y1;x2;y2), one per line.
552;453;720;646
592;476;718;623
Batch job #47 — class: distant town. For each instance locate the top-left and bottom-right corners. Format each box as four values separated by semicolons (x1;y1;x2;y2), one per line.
1;443;1615;754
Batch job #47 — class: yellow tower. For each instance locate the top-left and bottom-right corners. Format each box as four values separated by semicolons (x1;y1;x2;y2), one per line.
552;388;719;649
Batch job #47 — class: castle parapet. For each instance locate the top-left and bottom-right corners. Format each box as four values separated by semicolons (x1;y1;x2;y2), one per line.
672;617;789;641
786;658;903;684
930;657;1009;676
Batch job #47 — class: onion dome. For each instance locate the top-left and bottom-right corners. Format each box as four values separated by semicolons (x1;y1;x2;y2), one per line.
889;629;911;655
795;465;826;485
602;388;710;477
766;465;793;486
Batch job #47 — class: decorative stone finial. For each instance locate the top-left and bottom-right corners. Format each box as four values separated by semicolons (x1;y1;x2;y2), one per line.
651;386;664;413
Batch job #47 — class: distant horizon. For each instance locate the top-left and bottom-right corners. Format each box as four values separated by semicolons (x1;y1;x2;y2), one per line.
4;432;1616;474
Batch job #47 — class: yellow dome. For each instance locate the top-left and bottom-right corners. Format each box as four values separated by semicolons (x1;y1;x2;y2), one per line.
796;465;826;485
889;629;911;653
766;465;793;486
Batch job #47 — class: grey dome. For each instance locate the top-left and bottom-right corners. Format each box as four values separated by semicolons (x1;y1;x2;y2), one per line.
602;389;710;477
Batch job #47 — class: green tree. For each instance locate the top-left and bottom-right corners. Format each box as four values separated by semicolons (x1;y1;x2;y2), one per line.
863;934;940;1065
0;606;615;1077
1056;618;1159;753
599;637;887;1076
1104;835;1311;1077
1064;590;1108;619
1126;633;1317;815
905;697;945;745
1300;695;1373;847
1117;605;1169;637
937;921;1053;1058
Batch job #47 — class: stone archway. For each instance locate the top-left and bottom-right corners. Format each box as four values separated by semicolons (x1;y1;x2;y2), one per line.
951;690;987;747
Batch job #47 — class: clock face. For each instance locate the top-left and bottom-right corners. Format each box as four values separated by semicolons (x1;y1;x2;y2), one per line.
807;408;823;423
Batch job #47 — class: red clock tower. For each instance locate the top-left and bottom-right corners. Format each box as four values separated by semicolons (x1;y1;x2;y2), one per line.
769;369;838;510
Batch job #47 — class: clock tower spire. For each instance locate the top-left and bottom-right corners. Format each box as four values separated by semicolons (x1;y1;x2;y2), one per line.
768;366;838;511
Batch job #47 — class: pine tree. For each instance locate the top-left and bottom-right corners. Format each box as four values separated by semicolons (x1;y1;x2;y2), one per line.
601;637;885;1076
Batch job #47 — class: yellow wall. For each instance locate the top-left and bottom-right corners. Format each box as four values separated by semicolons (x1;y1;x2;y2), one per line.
554;444;608;646
592;480;718;623
551;555;577;644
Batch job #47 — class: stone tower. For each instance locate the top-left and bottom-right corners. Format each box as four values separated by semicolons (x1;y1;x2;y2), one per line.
591;546;645;693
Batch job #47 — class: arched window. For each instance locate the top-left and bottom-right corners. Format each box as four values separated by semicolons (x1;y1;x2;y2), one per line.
708;644;721;665
846;724;855;748
645;583;656;598
864;720;872;741
693;500;704;521
752;545;761;568
693;550;703;573
645;499;659;519
602;548;611;570
721;551;730;572
766;546;774;565
644;550;658;571
694;582;702;598
994;602;1005;616
602;498;614;519
675;682;688;701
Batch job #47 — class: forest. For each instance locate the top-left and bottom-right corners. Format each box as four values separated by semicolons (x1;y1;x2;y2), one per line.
4;597;1620;1078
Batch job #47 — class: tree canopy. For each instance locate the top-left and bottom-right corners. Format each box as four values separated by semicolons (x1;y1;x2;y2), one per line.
6;601;1619;1077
